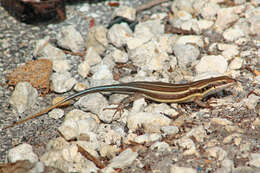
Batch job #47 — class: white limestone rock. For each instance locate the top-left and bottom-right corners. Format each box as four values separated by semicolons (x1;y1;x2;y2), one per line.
9;82;38;114
8;143;38;163
56;25;84;52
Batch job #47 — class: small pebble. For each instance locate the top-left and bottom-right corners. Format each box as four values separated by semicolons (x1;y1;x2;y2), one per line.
112;6;136;20
34;36;66;60
161;126;179;135
52;60;71;73
9;82;38;114
86;25;109;55
8;143;38;163
195;55;228;74
206;147;227;161
48;108;64;120
51;71;77;93
170;165;197;173
56;25;84;52
107;148;138;169
107;23;133;48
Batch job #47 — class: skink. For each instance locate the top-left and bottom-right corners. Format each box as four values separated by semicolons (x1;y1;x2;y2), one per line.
2;76;236;129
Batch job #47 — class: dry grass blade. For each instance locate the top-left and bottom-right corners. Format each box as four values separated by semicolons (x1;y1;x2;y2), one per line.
77;145;105;169
136;0;170;13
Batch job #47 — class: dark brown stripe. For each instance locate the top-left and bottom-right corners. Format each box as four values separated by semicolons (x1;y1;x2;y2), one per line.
139;81;233;103
118;76;234;93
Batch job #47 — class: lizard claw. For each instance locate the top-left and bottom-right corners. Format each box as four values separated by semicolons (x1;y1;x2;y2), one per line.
102;94;141;120
103;103;125;119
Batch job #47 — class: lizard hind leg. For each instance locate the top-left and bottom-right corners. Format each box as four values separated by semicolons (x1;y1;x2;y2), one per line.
103;93;144;118
194;96;213;109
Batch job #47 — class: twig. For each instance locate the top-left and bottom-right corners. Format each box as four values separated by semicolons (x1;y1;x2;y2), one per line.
243;65;260;77
247;90;260;98
136;0;170;13
81;44;88;62
77;145;105;169
165;25;197;35
63;50;84;57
